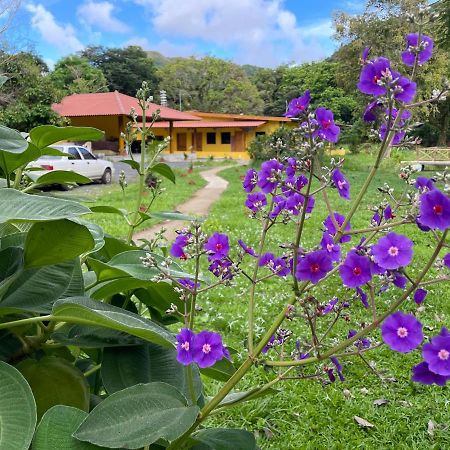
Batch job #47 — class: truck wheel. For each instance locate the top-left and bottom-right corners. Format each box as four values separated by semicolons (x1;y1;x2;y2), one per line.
102;168;112;184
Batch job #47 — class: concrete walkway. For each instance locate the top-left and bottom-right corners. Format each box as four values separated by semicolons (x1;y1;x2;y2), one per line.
133;165;238;242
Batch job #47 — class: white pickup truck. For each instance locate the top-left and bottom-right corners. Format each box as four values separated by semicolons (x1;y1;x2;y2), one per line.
28;144;114;184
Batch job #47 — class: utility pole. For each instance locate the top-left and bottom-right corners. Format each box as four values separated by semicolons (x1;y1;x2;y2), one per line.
160;90;167;107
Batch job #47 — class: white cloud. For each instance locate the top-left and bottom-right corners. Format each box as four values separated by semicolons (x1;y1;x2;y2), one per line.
25;3;83;54
132;0;334;66
77;1;129;33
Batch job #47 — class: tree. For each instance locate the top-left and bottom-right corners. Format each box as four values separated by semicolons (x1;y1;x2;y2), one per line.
81;46;159;97
157;56;264;114
250;66;286;115
434;0;450;50
50;55;108;98
0;51;61;131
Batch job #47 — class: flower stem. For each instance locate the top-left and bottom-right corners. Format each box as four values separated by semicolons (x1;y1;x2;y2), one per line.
0;315;53;330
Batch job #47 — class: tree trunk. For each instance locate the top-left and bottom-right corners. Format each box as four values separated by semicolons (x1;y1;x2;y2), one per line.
437;108;449;147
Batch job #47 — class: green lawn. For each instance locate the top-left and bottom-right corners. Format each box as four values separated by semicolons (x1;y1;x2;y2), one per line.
184;154;449;449
83;166;208;237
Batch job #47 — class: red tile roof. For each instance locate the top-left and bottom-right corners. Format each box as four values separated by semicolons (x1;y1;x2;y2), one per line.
52;91;200;121
136;120;266;129
185;111;291;122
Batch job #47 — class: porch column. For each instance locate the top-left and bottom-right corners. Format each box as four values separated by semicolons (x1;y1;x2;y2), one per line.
169;121;174;153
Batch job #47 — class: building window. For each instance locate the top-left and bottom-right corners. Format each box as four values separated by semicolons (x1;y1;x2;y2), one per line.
256;132;266;137
206;132;216;145
221;132;231;144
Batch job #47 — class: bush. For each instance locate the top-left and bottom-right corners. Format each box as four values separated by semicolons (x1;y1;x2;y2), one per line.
247;126;299;161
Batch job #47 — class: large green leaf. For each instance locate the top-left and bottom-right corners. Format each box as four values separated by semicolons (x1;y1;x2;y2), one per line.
150;211;199;221
52;297;175;348
150;162;176;183
89;277;153;299
188;428;257;450
74;382;199;449
90;205;128;217
0;231;27;249
0;259;83;313
17;357;89;420
0;189;90;223
101;344;203;400
0;361;37;450
31;170;92;186
29;126;104;150
0;125;28;153
52;324;145;348
91;235;135;261
213;387;278;409
24;219;95;268
200;357;236;382
33;405;101;450
0;246;24;298
85;257;129;282
71;219;105;255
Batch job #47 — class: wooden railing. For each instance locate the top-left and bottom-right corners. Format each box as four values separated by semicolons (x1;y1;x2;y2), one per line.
415;147;450;162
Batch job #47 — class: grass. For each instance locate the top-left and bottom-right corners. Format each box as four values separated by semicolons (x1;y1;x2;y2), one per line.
179;154;450;449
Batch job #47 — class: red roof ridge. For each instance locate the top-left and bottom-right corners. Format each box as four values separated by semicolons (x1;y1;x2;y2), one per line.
114;90;126;115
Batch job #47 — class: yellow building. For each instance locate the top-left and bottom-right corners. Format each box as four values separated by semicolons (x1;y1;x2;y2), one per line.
52;92;294;159
138;112;294;160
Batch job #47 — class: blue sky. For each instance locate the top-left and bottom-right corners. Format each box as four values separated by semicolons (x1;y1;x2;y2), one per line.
13;0;365;68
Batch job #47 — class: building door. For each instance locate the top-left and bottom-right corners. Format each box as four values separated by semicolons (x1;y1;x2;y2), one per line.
177;133;187;151
231;131;245;152
194;132;203;151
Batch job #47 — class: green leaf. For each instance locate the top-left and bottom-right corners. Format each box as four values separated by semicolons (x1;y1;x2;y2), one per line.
0;75;8;87
90;277;153;299
93;235;136;260
0;246;24;298
71;219;105;255
32;170;92;186
0;189;91;223
0;125;29;153
101;344;202;400
52;324;145;348
188;428;257;450
121;159;140;171
0;231;27;249
74;382;199;449
214;387;278;409
0;361;37;450
150;211;199;221
33;405;101;450
85;257;129;282
134;282;185;316
200;357;236;382
17;357;89;420
150;162;176;183
90;205;128;217
24;219;95;268
52;297;175;348
0;259;83;313
29;126;104;150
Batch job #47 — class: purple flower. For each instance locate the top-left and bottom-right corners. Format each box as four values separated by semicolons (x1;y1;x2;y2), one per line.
355;286;369;308
273;258;290;277
381;311;423;353
285;158;300;177
258;252;275;267
331;356;345;381
238;239;257;257
209;259;233;280
320;233;341;262
418;189;450;231
412;361;449;386
262;335;276;354
285;193;314;216
245;192;267;213
415;176;434;192
444;253;450;269
384;205;394;220
192;330;225;368
322;297;338;315
361;46;371;63
392;72;416;103
284;90;311;117
257;159;284;193
331;168;350;200
295;250;333;284
243;168;257;192
179;278;200;290
379;124;406;146
422;328;450;376
414;288;427;305
204;233;229;261
363;100;382;122
176;328;195;365
371;232;413;270
170;233;191;259
315;107;340;143
339;251;372;288
372;212;381;224
357;57;392;96
324;212;351;244
391;273;407;289
269;195;286;219
401;33;434;66
348;329;371;349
